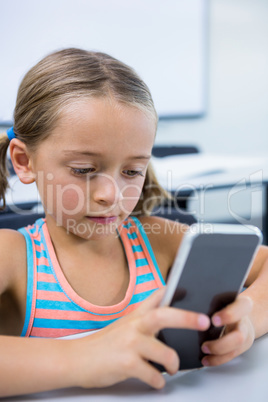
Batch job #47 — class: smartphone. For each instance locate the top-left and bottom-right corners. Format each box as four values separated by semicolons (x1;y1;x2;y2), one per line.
154;223;262;371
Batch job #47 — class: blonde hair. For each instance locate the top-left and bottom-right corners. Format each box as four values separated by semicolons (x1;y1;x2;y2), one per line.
0;48;170;213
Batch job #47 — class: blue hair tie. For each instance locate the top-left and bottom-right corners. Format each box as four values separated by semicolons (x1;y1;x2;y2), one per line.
7;127;16;141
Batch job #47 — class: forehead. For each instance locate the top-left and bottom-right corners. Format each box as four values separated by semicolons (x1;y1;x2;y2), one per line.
50;97;156;153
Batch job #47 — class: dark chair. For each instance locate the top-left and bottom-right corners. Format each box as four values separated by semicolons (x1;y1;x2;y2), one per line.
152;145;199;158
152;207;196;226
0;211;45;230
0;202;45;230
152;145;199;221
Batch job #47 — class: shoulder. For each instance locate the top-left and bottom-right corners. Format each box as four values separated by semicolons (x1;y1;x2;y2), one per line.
0;229;27;294
137;215;188;280
245;244;268;285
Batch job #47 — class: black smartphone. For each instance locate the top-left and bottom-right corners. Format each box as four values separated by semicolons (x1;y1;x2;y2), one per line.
154;223;262;371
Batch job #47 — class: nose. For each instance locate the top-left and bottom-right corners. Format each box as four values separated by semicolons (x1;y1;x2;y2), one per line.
91;173;122;207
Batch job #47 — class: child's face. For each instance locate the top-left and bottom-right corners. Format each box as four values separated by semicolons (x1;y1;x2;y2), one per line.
30;97;156;239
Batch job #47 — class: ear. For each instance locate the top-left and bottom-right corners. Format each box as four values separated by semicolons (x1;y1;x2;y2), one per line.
9;139;36;184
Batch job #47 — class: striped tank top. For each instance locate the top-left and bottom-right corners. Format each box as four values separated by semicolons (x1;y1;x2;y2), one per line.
19;217;165;338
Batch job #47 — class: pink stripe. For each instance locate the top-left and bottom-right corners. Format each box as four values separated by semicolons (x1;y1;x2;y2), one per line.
33;232;41;241
136;265;151;275
37;272;57;283
37;257;50;266
128;237;140;246
34;303;138;321
135;281;157;294
35;244;45;253
30;327;94;338
133;250;144;257
36;290;69;302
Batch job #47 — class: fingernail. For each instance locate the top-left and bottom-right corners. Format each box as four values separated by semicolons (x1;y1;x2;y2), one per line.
198;314;210;329
202;358;210;367
202;345;210;354
212;315;222;326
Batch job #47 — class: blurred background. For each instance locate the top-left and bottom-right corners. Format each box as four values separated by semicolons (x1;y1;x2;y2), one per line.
156;0;268;156
0;0;268;239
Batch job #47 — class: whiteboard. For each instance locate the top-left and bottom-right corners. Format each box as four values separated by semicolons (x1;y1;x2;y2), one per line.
0;0;207;123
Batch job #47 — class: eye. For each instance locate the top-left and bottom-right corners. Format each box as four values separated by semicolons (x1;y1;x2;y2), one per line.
71;167;96;176
123;170;144;178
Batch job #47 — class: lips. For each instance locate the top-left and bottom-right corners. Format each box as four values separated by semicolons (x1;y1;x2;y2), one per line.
86;216;117;224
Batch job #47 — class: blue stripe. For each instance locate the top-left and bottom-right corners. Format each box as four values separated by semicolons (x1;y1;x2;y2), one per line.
36;299;81;311
132;245;143;253
33;239;42;246
136;273;155;284
36;299;135;317
36;250;48;259
28;219;45;234
127;232;138;240
19;227;34;337
37;281;62;292
37;265;53;273
123;222;132;229
33;318;116;330
130;289;157;305
131;217;165;286
135;258;149;267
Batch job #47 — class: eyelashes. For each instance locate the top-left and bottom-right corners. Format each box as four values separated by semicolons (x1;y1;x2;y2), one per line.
123;170;144;178
71;167;96;176
70;168;144;178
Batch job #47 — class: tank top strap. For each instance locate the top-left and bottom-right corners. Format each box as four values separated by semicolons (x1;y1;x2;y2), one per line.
19;218;46;337
120;216;165;288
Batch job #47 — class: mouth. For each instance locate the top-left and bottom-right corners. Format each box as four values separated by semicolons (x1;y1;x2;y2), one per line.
86;216;118;225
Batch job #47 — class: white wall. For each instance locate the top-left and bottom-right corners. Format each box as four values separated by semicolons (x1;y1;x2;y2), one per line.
1;0;268;157
156;0;268;157
0;0;206;122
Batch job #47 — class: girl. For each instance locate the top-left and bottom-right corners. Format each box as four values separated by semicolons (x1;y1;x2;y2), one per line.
0;48;267;397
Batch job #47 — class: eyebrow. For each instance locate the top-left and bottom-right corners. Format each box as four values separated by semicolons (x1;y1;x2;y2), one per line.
62;150;151;160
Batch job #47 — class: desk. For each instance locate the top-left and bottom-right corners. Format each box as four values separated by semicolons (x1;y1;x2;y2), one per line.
151;154;268;242
8;335;268;402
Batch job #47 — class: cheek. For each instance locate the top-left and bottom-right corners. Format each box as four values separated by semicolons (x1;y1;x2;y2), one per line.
50;184;86;227
44;181;85;217
59;186;85;212
120;182;143;212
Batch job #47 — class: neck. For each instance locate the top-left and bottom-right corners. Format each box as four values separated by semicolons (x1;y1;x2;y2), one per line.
45;215;123;257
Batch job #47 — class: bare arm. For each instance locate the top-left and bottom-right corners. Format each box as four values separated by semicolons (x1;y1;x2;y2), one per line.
0;289;210;397
242;245;268;338
0;336;75;396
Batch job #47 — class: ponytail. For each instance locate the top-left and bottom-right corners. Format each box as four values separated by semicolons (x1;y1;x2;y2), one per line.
0;133;11;210
132;162;172;216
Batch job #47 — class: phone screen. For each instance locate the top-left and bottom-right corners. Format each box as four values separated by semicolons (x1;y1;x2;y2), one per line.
155;231;261;371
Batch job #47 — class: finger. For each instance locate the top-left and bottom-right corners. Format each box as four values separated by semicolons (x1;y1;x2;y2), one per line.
201;329;252;367
138;334;179;375
202;350;239;367
212;295;253;327
128;358;167;389
139;306;210;336
202;322;249;356
201;324;247;355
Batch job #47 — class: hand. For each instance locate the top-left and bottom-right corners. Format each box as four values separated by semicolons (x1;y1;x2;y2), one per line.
201;294;255;367
69;288;210;390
